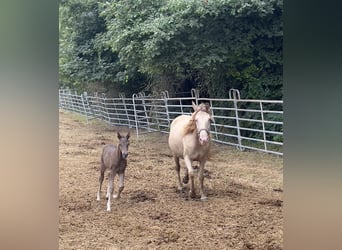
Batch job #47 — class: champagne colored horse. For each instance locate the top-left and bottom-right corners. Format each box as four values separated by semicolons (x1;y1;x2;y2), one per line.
168;102;213;200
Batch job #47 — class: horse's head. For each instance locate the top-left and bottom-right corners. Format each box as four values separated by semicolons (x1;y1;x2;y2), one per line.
192;102;213;145
117;131;130;158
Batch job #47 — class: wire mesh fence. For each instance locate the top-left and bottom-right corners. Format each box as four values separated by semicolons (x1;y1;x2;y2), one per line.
59;88;283;156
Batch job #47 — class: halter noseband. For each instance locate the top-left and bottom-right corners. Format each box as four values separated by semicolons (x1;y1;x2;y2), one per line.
197;128;210;136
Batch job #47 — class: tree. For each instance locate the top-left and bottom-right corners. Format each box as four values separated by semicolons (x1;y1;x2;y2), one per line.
60;0;283;99
59;0;147;95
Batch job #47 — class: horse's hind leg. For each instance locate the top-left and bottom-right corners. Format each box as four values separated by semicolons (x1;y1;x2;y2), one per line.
97;163;105;201
174;156;183;192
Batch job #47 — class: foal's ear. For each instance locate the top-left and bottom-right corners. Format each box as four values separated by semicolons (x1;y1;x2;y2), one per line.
126;131;130;139
117;131;122;139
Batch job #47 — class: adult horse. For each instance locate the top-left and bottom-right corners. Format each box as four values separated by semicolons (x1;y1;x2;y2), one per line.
168;102;213;200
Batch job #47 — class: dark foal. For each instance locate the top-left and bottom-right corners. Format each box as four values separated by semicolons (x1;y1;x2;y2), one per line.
96;131;130;211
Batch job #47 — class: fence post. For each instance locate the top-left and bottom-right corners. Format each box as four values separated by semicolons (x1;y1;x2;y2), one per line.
161;91;170;128
112;98;120;125
191;88;199;105
81;93;89;123
209;99;218;140
229;89;243;151
140;92;150;130
120;93;131;128
94;92;99;119
132;93;140;139
259;101;267;152
68;89;73;111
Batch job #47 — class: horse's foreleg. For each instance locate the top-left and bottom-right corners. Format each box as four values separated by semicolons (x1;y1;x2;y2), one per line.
105;171;111;199
184;156;196;198
114;172;124;199
174;156;183;191
182;168;189;184
198;160;207;201
106;171;114;212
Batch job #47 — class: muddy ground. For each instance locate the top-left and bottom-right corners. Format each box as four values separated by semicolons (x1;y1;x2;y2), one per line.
59;110;283;249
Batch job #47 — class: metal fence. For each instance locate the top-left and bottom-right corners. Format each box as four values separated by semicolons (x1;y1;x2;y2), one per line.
59;88;283;156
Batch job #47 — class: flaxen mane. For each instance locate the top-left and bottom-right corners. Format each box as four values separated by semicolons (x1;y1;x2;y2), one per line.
183;110;200;135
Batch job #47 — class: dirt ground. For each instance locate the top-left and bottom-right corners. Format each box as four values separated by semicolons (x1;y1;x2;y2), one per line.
59;110;283;250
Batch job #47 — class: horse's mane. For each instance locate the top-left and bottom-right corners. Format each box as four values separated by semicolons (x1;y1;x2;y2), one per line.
183;103;211;135
183;110;200;135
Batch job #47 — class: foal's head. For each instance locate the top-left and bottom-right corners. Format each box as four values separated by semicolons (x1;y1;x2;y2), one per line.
191;102;213;145
117;131;130;158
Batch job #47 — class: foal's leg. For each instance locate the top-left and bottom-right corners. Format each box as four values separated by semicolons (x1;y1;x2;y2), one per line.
96;163;105;201
184;155;196;198
114;172;124;199
106;170;115;212
198;160;207;201
174;156;183;191
105;171;111;199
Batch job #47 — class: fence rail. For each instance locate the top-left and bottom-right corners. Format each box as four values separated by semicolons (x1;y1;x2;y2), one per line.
59;89;283;156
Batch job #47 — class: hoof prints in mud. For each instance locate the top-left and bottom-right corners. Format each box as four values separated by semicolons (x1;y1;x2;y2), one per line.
66;201;92;212
149;212;171;223
130;191;157;202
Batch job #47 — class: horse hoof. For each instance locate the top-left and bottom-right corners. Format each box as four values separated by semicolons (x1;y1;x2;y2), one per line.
189;192;196;199
200;196;208;201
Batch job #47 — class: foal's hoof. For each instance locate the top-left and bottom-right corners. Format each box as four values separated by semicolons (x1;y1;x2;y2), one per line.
200;196;208;201
189;191;196;199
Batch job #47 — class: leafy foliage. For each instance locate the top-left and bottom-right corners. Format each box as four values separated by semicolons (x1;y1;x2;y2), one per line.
59;0;282;99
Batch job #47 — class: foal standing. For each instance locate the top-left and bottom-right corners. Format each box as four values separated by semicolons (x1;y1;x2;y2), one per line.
96;131;130;211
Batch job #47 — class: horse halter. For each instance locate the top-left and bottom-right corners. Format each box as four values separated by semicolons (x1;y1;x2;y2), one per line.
197;128;210;136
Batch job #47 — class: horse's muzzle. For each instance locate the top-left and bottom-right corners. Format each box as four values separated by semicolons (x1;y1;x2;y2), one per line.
122;152;128;158
198;129;210;145
199;137;209;145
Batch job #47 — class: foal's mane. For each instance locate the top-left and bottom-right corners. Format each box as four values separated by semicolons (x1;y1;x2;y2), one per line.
183;103;211;135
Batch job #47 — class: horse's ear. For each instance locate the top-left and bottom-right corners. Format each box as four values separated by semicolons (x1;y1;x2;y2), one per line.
192;101;198;111
126;131;130;139
117;131;122;139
